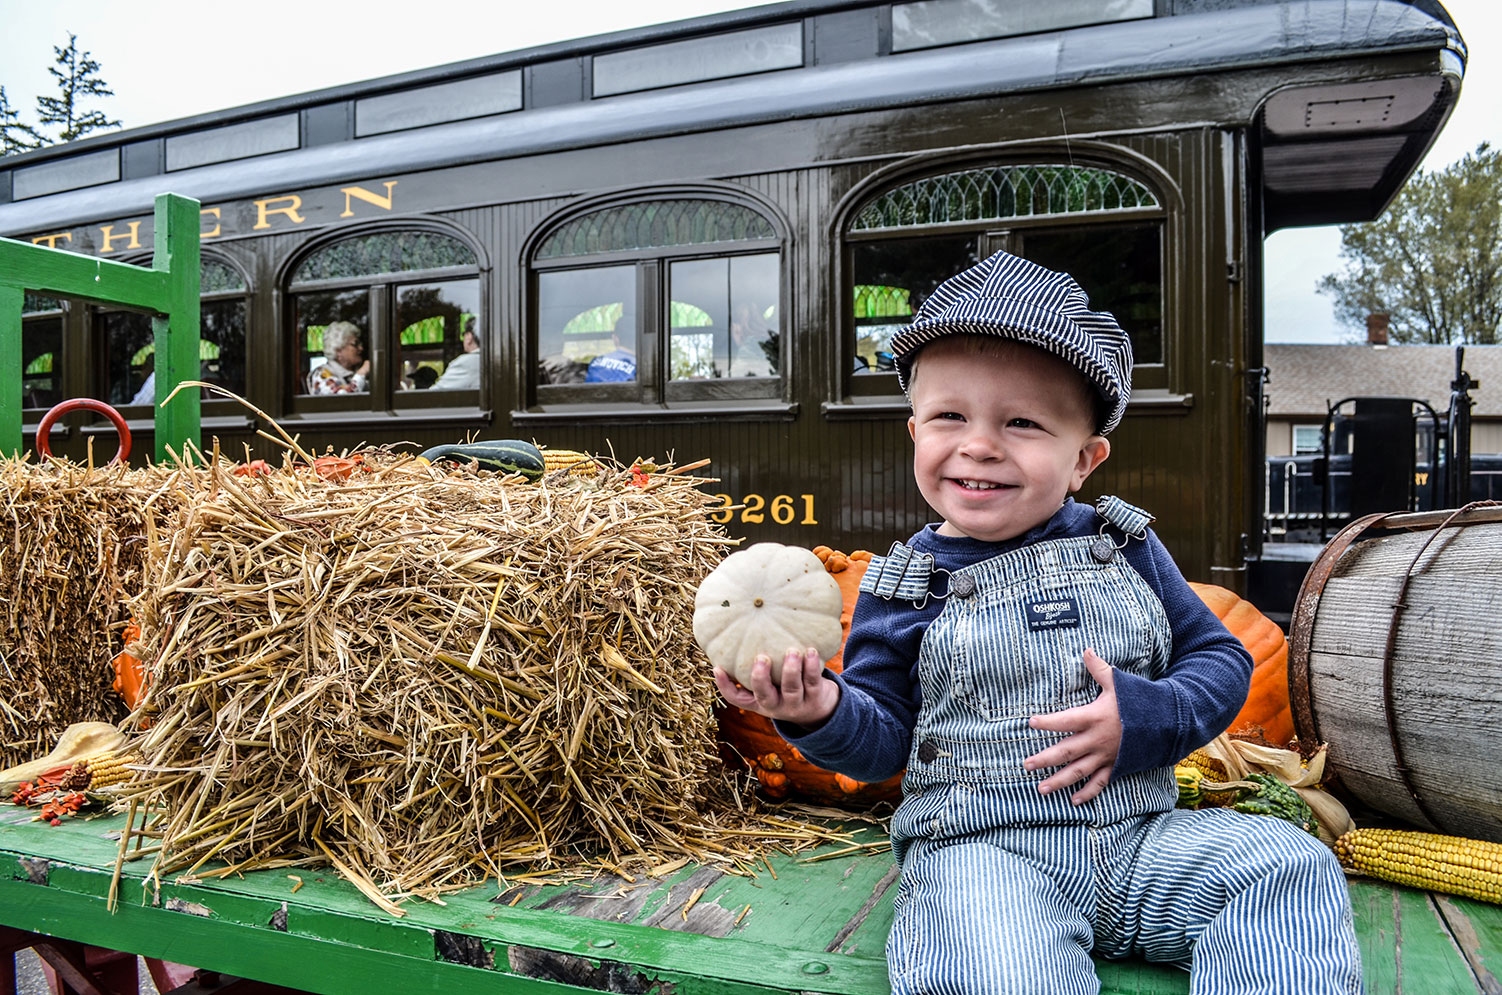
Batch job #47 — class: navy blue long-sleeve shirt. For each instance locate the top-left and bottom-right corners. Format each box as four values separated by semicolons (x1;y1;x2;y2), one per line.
780;499;1253;783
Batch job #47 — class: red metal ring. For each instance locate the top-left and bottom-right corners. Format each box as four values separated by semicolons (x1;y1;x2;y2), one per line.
36;398;132;464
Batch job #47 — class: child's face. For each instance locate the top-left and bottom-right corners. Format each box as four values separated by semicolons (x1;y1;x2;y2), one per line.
906;340;1109;543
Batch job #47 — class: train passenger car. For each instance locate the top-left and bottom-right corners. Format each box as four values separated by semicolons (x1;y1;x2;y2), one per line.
0;0;1467;585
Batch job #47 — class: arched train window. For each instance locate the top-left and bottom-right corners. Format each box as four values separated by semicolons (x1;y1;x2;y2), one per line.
846;162;1165;391
532;197;783;405
287;228;481;406
97;256;251;409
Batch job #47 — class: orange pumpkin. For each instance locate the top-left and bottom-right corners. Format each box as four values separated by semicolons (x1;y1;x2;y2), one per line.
1188;582;1295;749
715;546;904;806
814;545;871;673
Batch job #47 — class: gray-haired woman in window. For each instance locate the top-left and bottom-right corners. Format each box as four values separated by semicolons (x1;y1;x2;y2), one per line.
306;321;370;395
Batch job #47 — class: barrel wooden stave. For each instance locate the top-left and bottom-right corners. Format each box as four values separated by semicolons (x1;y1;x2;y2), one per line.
1300;518;1502;842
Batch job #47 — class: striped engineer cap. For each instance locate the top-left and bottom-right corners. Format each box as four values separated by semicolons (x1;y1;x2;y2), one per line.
892;250;1134;433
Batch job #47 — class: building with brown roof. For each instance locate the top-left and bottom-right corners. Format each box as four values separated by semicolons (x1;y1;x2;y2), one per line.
1264;339;1501;458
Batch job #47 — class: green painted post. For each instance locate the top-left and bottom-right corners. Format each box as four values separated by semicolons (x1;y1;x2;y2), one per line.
0;192;200;463
153;193;201;461
0;286;20;457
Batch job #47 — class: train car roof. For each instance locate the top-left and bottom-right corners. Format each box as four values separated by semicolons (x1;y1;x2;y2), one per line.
0;0;1466;236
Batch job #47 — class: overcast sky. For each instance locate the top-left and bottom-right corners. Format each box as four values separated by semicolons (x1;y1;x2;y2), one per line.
1;0;1496;344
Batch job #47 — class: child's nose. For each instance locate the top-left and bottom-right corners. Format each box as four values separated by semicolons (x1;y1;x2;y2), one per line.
959;429;1003;460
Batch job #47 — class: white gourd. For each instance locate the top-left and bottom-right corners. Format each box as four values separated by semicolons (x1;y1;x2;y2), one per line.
693;543;844;684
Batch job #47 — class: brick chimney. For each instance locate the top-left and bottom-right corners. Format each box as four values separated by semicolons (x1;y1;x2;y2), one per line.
1366;313;1390;346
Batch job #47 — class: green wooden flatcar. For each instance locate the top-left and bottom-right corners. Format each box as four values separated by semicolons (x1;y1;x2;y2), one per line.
2;807;1499;994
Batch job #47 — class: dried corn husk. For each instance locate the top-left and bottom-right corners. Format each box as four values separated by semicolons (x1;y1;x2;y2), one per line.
1194;732;1356;846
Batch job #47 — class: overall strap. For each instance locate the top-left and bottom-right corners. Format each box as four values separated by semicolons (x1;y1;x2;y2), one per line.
1090;495;1154;562
858;541;944;608
860;497;1156;599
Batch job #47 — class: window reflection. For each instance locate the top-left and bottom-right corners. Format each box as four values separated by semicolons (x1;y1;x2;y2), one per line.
848;163;1164;380
532;196;783;402
295;291;370;395
287;228;481;405
22;315;62;411
1018;225;1162;365
537;267;637;385
851;236;979;373
669;253;778;379
396;279;481;391
101;301;249;407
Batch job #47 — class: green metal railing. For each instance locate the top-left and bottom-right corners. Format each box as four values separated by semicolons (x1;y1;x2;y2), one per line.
0;192;201;462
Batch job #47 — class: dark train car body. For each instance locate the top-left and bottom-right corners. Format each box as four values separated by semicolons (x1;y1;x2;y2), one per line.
0;0;1466;585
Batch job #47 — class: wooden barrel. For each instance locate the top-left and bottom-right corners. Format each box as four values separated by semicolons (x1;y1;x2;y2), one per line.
1289;503;1502;843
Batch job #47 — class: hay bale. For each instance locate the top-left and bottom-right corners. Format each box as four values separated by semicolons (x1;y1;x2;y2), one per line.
0;459;180;768
116;454;806;906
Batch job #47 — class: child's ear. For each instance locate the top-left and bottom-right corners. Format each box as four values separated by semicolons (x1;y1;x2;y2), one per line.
907;415;917;442
1069;435;1111;491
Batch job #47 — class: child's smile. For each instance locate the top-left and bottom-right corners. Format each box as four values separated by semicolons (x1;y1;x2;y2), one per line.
907;340;1108;543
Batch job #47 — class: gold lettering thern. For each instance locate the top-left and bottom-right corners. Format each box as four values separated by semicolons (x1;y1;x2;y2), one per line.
31;232;73;248
252;195;306;230
98;221;142;254
200;207;222;239
339;181;398;217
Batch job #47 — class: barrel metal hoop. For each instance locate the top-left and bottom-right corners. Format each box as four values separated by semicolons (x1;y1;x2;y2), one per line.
1287;511;1389;768
1379;499;1501;834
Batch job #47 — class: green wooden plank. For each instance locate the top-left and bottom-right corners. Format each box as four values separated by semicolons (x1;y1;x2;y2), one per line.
0;874;594;995
1093;958;1193;994
0;236;170;312
1349;878;1484;994
0;811;892;995
1350;877;1403;993
6;809;1495;995
0;863;861;995
0;285;20;458
1434;894;1502;993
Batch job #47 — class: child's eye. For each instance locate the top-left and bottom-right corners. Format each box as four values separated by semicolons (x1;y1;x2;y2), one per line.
1008;417;1038;429
937;411;965;421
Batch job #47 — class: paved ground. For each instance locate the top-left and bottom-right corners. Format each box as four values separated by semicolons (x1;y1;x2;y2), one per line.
10;948;160;994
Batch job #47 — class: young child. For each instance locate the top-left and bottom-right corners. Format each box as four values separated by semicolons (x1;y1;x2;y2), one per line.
714;251;1361;994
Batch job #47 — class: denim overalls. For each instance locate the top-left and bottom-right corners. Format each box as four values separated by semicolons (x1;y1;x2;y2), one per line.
863;499;1361;995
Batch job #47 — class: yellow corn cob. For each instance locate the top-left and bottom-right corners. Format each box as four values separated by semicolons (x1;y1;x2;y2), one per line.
1180;749;1228;781
83;750;141;789
1178;750;1240;806
1334;828;1502;905
541;449;600;473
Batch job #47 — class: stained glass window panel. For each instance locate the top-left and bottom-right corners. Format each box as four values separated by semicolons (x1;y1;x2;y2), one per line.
294;231;476;282
538;200;776;259
852;165;1157;231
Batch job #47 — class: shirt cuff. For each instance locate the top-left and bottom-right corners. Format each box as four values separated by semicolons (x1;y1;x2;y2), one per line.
1111;668;1186;777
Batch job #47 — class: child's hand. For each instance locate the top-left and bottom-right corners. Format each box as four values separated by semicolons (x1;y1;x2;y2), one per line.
1023;648;1122;804
713;647;839;729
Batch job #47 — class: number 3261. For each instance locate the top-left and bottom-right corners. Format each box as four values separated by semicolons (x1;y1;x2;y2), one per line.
709;493;817;525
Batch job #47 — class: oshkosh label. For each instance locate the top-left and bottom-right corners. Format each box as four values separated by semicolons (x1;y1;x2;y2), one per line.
1025;595;1081;631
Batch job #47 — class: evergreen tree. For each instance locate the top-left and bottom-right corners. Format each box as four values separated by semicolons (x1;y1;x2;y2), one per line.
0;86;45;156
1319;143;1502;345
35;32;121;143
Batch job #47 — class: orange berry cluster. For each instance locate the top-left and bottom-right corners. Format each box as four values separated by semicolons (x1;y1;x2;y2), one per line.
38;792;87;825
10;780;91;826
